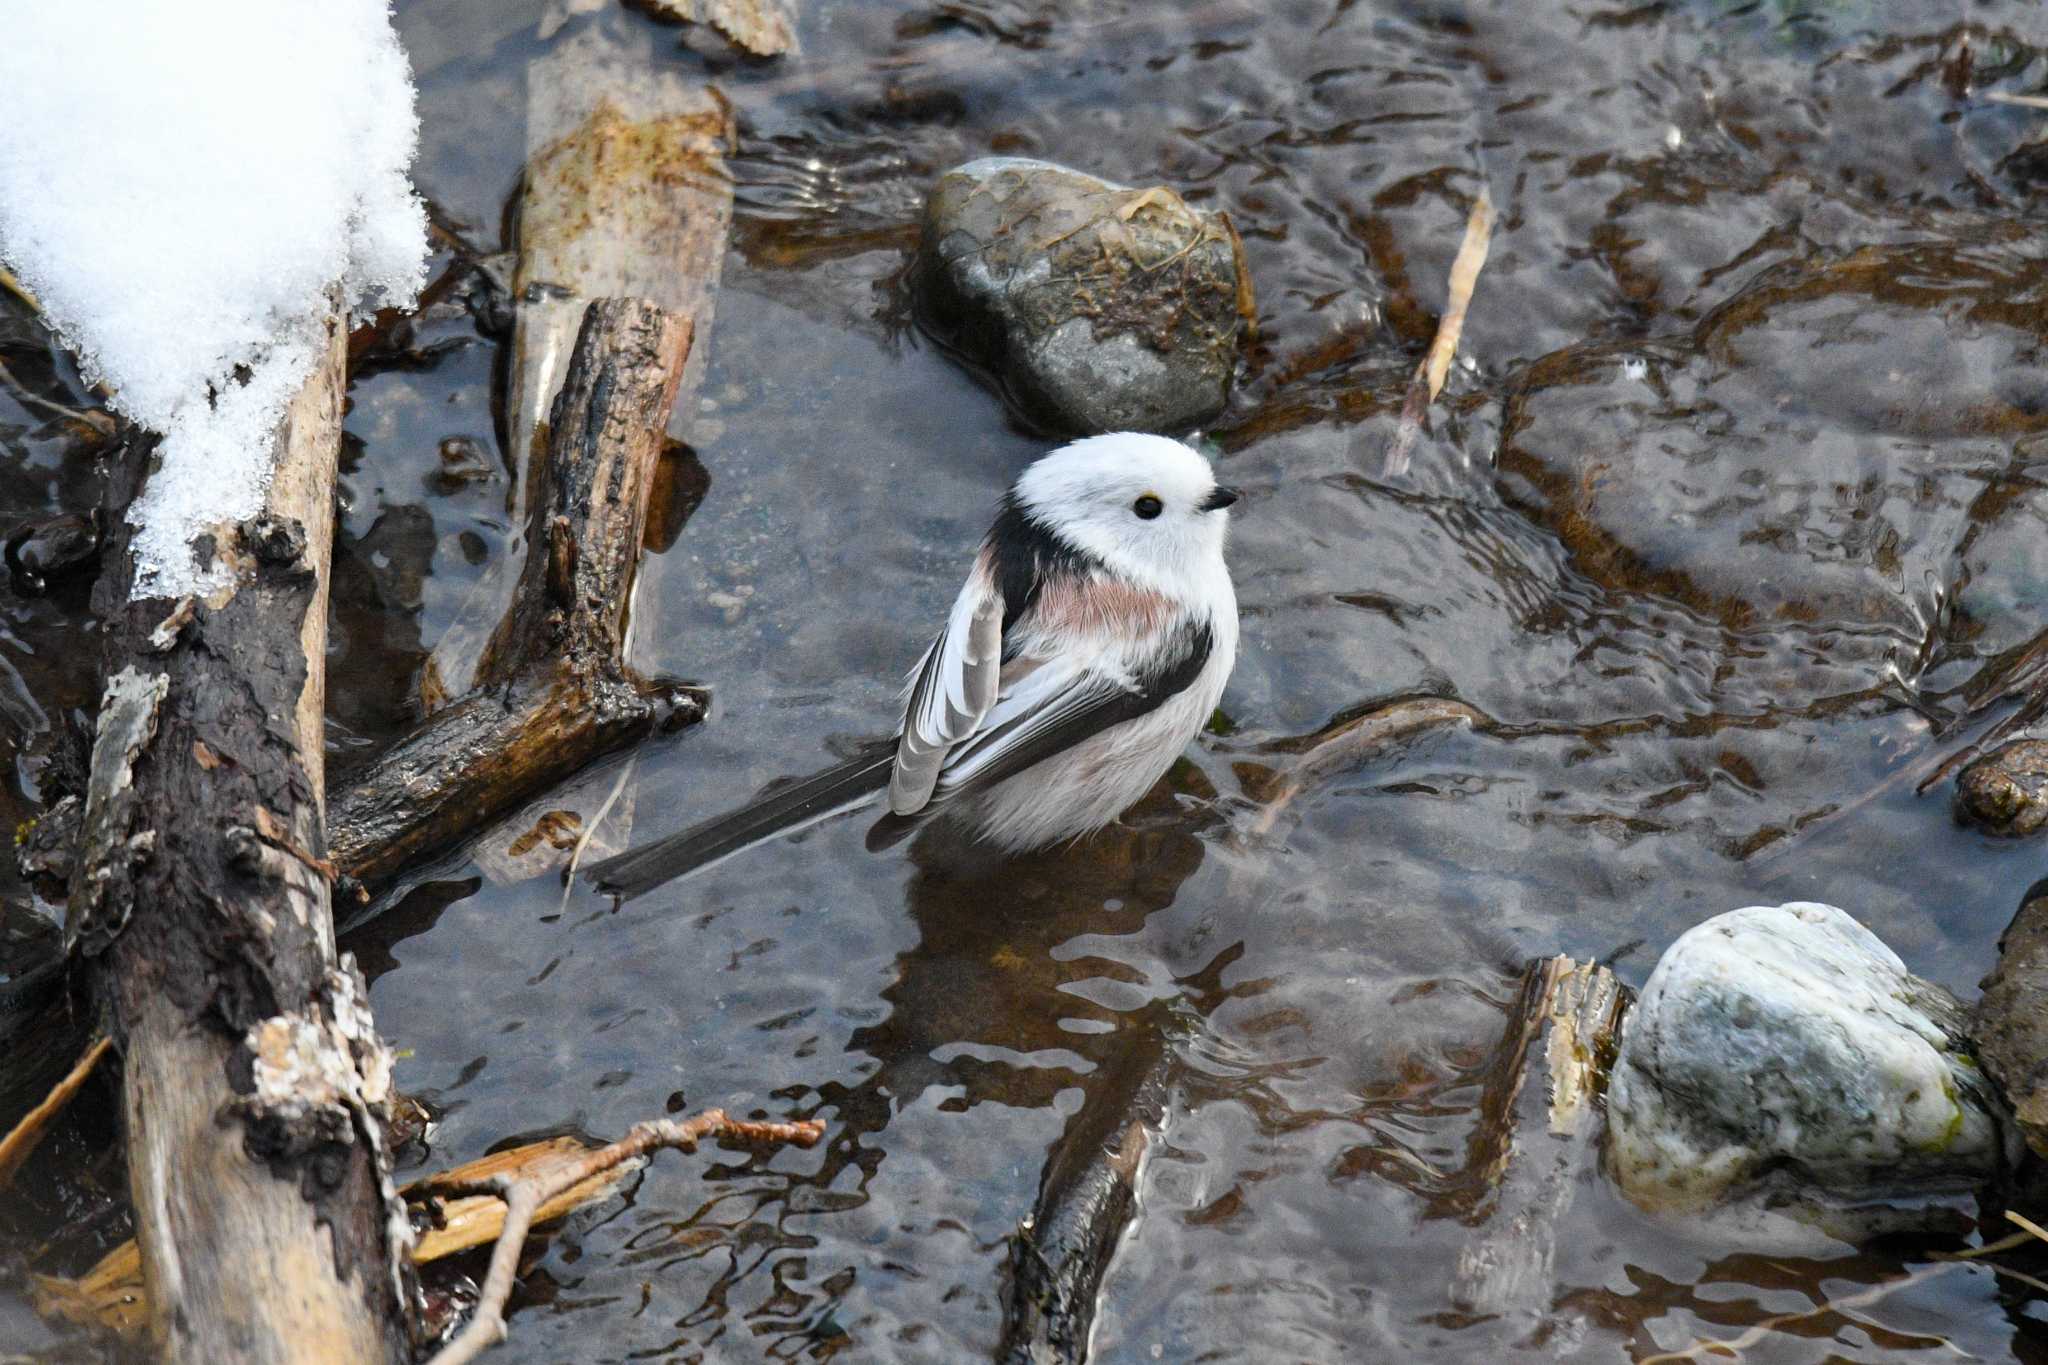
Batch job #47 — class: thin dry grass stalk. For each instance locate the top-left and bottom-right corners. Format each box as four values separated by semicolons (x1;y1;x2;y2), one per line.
423;1109;824;1365
1639;1218;2048;1363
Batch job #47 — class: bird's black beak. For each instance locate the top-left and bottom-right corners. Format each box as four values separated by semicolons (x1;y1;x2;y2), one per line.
1201;485;1242;512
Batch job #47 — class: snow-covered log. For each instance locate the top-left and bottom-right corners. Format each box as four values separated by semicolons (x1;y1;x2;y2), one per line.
2;3;430;1356
76;328;413;1362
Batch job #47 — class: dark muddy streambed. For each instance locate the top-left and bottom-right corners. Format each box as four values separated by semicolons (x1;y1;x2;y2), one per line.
8;0;2048;1359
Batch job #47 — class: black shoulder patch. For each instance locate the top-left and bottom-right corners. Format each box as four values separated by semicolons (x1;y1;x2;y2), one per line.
986;494;1087;632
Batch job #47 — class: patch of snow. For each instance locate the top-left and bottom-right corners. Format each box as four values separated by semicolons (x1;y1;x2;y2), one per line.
0;0;427;596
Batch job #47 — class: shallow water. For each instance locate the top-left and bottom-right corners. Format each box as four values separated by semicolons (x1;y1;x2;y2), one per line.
7;0;2048;1359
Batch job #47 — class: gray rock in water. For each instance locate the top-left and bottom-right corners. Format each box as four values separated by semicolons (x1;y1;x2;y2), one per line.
1606;902;2016;1219
914;157;1249;436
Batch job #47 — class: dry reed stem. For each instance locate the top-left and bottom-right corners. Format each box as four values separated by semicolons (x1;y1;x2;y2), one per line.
1384;187;1495;477
0;1036;110;1190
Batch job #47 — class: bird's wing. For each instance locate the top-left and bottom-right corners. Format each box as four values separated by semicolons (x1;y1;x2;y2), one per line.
889;554;1004;814
933;617;1215;799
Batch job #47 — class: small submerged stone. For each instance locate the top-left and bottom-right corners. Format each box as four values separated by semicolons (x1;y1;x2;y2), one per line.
1606;902;2015;1219
1955;739;2048;837
914;157;1249;436
5;512;101;594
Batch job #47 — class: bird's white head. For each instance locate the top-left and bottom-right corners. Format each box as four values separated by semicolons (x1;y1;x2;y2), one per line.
1013;433;1239;600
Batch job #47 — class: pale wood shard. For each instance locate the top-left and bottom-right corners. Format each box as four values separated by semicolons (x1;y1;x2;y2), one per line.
427;20;733;705
33;1135;646;1342
1424;188;1494;402
423;1109;824;1365
1451;955;1629;1317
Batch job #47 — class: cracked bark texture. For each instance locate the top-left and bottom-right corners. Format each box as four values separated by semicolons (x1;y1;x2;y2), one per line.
71;322;413;1363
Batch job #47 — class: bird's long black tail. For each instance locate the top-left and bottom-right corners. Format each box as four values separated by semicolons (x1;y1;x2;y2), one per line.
587;746;895;901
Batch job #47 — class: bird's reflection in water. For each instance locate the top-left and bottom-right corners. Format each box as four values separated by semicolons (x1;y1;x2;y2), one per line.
803;781;1215;1199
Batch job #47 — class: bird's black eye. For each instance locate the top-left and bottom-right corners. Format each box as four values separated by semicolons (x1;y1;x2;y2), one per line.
1133;494;1163;520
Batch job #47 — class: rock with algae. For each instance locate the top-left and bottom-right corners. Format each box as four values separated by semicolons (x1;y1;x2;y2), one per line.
1955;739;2048;838
914;157;1250;436
1607;902;2017;1220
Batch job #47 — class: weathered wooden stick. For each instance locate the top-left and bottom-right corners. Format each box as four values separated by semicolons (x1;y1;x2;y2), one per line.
422;1109;824;1365
998;1020;1176;1364
425;19;732;705
70;321;414;1362
1451;955;1628;1317
329;299;700;884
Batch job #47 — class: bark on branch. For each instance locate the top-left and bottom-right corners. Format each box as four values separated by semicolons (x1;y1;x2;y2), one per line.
329;299;700;884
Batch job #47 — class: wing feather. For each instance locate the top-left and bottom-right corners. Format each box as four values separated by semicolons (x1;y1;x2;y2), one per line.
935;619;1214;799
889;557;1003;814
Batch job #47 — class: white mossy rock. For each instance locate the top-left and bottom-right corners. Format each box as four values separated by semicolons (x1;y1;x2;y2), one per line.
1607;902;2017;1218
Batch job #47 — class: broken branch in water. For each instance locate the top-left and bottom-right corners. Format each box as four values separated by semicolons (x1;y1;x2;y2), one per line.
0;1036;109;1191
327;299;703;885
1637;1224;2045;1365
423;1110;824;1365
1232;696;1490;841
998;1011;1177;1364
1384;187;1496;478
1451;956;1627;1317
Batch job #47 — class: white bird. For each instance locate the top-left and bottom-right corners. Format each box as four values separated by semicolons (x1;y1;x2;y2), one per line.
590;432;1240;900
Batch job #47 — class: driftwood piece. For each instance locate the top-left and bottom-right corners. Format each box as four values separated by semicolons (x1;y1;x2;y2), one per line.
1232;696;1489;842
70;323;413;1362
426;19;732;705
999;1020;1176;1365
1451;955;1628;1317
329;299;700;885
1972;882;2048;1157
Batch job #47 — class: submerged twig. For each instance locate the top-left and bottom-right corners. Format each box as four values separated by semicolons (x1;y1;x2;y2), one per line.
1383;188;1495;478
1984;90;2048;110
1233;697;1489;842
425;1109;823;1365
1639;1227;2041;1364
0;1036;109;1190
